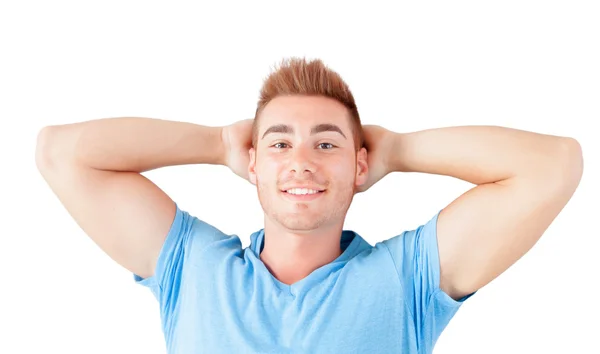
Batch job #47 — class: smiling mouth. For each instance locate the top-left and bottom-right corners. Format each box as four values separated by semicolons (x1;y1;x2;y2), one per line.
283;188;325;195
280;188;326;201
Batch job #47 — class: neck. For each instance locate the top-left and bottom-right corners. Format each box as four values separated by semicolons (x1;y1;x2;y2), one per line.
259;217;344;286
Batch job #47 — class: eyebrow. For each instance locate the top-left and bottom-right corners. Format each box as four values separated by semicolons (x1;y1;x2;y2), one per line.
261;123;347;140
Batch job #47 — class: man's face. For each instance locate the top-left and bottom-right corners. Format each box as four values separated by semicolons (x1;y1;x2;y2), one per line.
249;95;368;231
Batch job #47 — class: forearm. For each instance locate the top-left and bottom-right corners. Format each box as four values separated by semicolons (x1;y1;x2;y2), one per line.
37;117;225;173
388;125;578;185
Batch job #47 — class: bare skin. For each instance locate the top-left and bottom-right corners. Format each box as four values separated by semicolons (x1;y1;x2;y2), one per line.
245;95;583;298
247;95;368;285
36;96;583;301
36;117;227;279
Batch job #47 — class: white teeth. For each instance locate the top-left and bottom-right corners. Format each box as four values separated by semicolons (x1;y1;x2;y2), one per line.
286;188;321;195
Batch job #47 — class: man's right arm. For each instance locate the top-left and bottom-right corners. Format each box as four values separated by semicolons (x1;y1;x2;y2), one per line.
35;117;227;279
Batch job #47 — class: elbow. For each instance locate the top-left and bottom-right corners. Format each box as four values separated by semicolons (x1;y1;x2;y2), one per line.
559;137;584;188
541;137;584;196
35;126;58;171
35;125;77;171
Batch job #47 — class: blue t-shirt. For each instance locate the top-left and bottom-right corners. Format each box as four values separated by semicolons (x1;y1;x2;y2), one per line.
134;204;474;353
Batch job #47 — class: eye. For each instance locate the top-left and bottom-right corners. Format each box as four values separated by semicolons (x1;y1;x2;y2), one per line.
318;142;335;149
272;142;289;149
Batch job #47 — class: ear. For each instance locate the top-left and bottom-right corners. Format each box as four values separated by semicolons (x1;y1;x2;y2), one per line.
355;147;368;187
248;147;257;185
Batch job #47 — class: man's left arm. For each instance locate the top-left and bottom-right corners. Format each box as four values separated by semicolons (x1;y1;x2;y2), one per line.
383;125;583;301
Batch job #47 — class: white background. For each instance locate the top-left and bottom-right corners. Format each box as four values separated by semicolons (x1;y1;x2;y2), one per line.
1;1;598;353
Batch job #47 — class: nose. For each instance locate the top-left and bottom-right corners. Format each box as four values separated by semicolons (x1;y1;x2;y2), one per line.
289;145;316;174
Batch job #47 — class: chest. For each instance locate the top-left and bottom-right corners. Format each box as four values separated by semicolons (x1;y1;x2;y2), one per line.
164;260;417;353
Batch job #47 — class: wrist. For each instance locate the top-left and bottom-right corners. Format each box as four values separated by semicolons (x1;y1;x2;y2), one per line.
387;131;410;173
217;125;229;167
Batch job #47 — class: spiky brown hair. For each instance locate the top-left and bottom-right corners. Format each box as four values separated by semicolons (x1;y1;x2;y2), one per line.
252;57;365;151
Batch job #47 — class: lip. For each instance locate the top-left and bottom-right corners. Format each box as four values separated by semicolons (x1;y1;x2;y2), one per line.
281;185;326;191
280;189;325;202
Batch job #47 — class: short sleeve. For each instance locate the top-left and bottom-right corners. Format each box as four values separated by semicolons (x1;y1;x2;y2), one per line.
133;203;193;302
381;210;475;350
132;202;238;336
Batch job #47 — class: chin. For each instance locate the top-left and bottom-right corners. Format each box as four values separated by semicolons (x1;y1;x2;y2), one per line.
279;216;324;231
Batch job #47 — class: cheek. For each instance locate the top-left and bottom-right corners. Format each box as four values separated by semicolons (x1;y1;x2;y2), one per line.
266;152;293;169
329;157;356;176
256;159;282;183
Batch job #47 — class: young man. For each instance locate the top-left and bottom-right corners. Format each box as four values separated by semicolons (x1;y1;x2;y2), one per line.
35;57;583;353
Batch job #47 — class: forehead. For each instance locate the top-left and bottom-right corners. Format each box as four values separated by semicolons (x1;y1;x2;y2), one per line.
258;95;351;132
